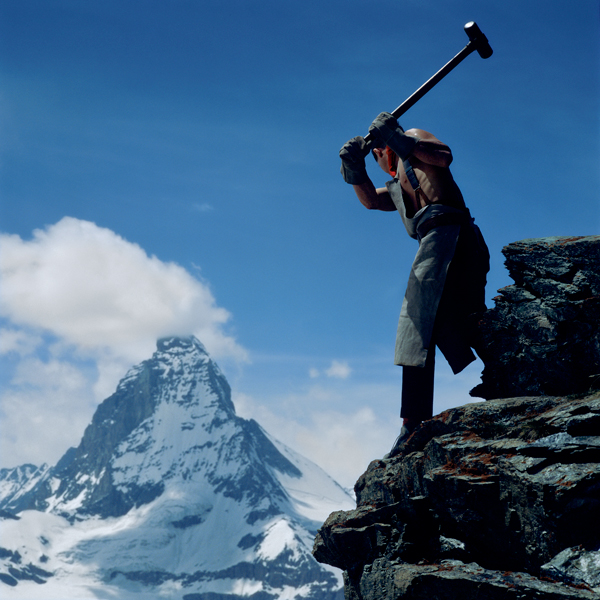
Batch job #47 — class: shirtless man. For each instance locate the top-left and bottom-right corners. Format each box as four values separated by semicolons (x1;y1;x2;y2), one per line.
340;112;489;457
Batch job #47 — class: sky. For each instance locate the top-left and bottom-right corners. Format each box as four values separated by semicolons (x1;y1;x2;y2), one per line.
0;0;599;490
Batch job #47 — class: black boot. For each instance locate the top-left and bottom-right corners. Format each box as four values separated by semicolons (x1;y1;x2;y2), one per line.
384;421;420;459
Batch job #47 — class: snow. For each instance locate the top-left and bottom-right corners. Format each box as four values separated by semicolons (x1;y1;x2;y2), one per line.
266;430;355;521
256;518;298;561
0;464;50;507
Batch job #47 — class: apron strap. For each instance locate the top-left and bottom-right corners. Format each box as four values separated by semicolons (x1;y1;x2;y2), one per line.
403;157;421;191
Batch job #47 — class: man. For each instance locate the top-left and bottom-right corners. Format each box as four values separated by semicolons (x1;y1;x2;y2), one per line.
340;112;489;457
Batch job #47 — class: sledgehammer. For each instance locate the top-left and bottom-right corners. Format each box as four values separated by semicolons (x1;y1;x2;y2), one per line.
363;21;493;146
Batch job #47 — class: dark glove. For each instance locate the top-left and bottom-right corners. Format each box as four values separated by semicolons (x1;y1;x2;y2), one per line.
339;136;370;185
368;112;418;160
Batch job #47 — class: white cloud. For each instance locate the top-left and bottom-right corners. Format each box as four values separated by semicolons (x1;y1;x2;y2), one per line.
192;202;214;213
0;328;43;356
1;357;98;467
307;360;352;380
233;385;400;489
325;360;351;379
0;217;246;364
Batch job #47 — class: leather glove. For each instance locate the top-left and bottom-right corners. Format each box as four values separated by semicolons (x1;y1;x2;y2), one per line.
368;112;418;160
339;136;370;185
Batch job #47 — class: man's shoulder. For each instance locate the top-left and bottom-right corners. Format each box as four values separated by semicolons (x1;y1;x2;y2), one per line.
406;128;440;142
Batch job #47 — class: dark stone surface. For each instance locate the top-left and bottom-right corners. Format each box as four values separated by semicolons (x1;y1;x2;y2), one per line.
314;393;600;599
472;236;600;399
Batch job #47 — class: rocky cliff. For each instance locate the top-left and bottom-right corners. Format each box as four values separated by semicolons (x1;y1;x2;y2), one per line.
473;236;600;399
313;236;600;599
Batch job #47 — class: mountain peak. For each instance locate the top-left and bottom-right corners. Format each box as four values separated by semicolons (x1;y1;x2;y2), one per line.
156;335;207;354
0;336;353;599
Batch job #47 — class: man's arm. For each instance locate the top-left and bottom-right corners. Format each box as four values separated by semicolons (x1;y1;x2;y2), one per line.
405;129;453;168
339;136;397;211
368;113;454;169
353;180;397;211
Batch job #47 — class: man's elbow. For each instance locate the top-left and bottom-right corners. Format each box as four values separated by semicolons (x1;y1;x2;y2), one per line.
437;152;453;168
360;199;380;210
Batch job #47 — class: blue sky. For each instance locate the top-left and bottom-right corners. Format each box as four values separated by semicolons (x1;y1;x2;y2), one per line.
1;0;599;488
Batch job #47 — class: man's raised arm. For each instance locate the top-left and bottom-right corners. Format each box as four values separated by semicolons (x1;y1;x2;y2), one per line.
339;137;396;211
353;180;397;211
368;113;453;169
408;129;453;168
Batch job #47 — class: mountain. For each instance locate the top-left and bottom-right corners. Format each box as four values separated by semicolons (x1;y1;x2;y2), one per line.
0;336;354;599
0;464;49;515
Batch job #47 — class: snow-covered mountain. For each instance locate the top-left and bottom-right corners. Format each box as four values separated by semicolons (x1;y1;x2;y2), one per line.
0;336;354;599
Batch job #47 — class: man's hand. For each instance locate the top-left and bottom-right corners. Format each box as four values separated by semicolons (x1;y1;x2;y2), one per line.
339;136;370;185
368;112;419;160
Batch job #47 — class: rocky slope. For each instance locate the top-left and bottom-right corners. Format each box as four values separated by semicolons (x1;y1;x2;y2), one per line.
314;393;600;599
1;336;353;599
314;236;600;599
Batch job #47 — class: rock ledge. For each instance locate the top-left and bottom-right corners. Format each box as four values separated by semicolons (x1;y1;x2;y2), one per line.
314;393;600;599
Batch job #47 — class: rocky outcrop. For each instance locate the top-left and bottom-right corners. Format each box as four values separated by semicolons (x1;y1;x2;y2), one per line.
313;236;600;599
314;393;600;598
473;236;600;399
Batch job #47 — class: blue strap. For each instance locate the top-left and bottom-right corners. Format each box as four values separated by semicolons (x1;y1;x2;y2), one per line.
403;158;421;191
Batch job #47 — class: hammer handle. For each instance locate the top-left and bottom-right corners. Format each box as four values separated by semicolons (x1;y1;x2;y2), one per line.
364;22;492;146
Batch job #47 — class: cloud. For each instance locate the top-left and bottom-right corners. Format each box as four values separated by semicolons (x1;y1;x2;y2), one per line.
192;202;215;212
308;360;352;380
0;328;43;356
325;360;351;379
0;217;246;364
1;357;98;467
233;384;399;489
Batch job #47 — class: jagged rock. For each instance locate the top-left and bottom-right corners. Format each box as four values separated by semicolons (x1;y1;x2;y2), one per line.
313;235;600;599
0;464;49;512
472;236;600;399
343;557;597;600
313;393;600;599
541;546;600;590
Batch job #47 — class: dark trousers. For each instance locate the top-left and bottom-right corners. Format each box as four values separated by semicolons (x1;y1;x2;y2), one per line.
400;345;435;421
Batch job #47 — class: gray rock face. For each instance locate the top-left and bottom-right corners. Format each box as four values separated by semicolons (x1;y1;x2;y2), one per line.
472;236;600;399
313;394;600;598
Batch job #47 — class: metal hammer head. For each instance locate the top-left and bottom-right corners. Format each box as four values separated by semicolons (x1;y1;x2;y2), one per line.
464;21;493;59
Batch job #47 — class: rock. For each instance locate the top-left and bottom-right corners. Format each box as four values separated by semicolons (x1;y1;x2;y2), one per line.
472;236;600;399
344;557;597;600
541;546;600;590
313;393;600;599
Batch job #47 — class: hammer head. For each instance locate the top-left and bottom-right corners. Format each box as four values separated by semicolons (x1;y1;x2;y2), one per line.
464;21;493;59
